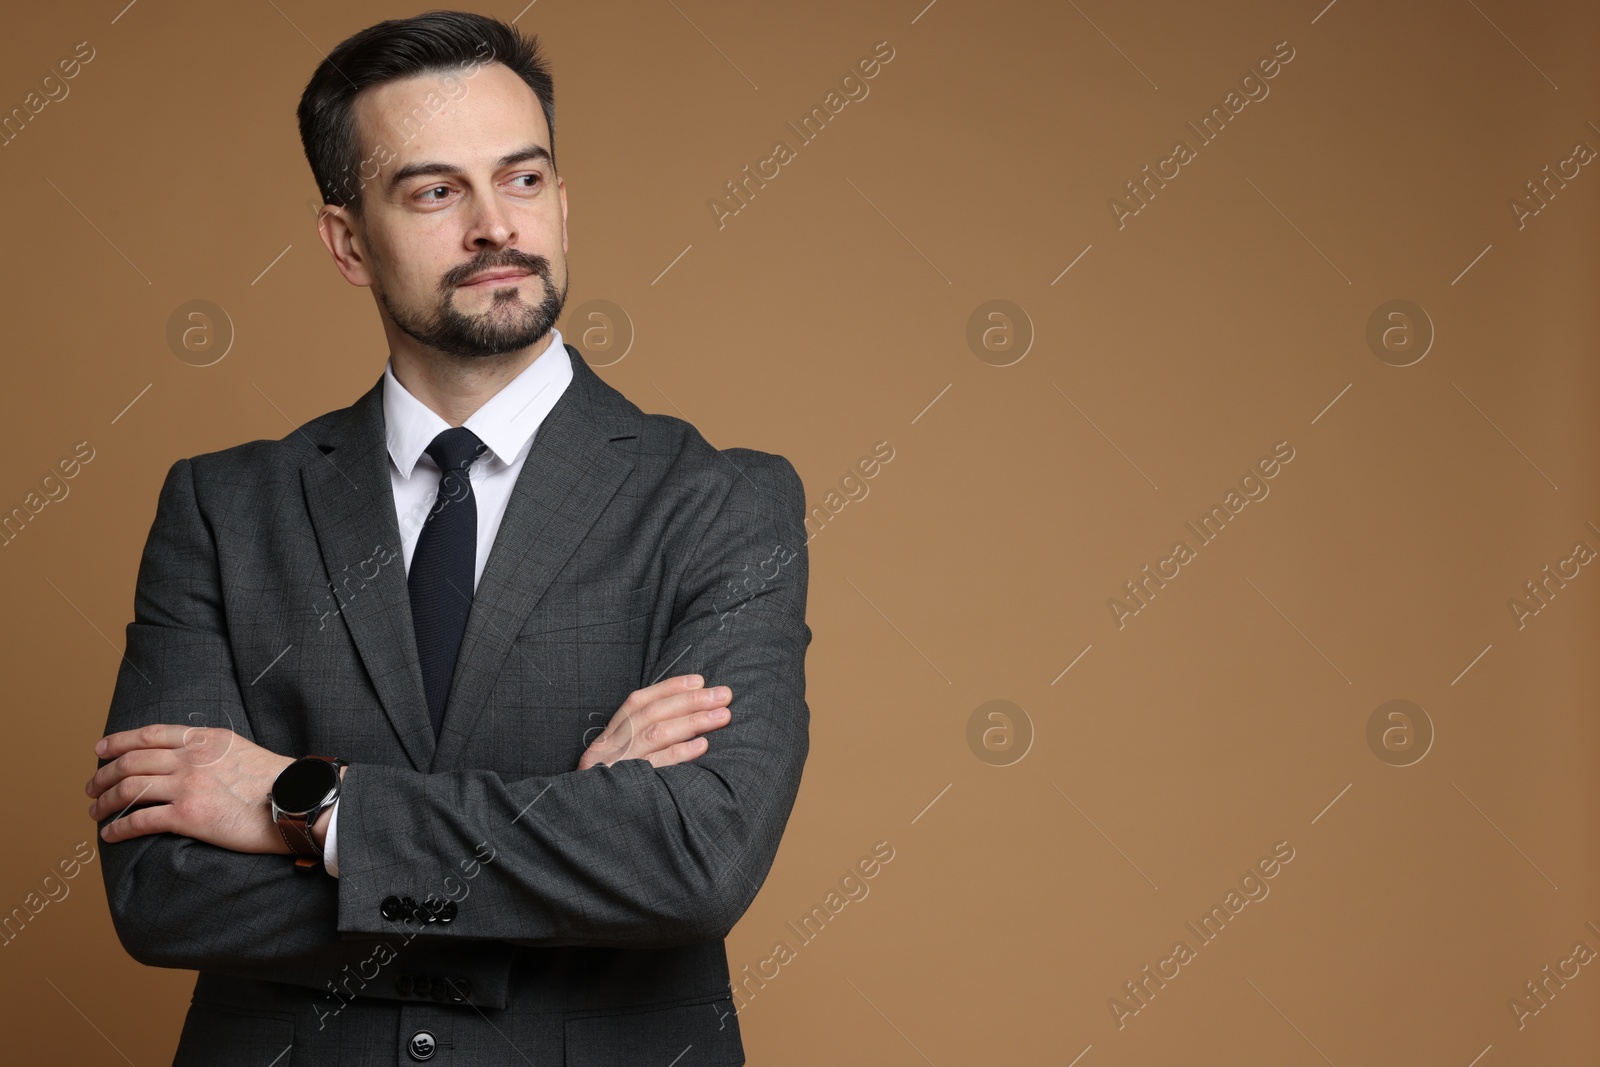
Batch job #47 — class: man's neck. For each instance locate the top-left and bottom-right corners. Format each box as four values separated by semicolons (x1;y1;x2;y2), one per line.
390;332;555;427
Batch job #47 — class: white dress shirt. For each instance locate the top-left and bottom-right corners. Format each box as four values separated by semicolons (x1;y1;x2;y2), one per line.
323;329;573;877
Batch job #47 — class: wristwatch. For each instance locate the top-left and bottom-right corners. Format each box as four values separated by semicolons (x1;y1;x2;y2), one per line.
270;755;348;872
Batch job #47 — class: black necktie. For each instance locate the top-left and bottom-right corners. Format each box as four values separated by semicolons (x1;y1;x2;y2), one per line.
408;427;487;739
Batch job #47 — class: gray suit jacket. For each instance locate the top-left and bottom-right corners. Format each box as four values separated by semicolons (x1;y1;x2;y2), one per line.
97;343;811;1066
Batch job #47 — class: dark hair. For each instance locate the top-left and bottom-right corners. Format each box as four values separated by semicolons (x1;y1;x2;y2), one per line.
296;10;555;217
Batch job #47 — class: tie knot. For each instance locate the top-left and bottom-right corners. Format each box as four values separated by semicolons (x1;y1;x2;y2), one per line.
425;427;487;474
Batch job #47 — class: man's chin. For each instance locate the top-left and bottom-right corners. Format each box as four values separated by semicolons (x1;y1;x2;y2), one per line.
444;325;556;360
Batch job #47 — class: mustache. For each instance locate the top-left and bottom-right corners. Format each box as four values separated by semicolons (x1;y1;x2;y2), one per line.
447;252;552;288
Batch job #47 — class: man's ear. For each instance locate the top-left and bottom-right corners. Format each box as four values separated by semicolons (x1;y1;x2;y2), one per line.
558;175;569;256
317;204;375;287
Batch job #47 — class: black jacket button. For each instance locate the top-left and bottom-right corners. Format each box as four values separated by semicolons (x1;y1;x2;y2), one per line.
413;974;432;997
440;900;458;922
394;973;414;995
381;895;405;921
400;896;420;922
408;1029;436;1061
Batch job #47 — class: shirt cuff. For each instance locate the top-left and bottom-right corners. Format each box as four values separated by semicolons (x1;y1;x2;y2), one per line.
323;797;341;878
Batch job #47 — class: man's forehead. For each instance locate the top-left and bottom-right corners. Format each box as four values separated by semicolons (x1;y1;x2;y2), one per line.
353;66;550;177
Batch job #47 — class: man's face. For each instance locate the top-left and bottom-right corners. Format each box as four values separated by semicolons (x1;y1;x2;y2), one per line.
324;62;568;360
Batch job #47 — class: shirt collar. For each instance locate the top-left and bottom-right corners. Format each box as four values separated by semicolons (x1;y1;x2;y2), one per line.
383;327;572;479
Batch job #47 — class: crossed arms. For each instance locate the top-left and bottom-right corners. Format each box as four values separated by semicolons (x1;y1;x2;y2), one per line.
90;449;810;1002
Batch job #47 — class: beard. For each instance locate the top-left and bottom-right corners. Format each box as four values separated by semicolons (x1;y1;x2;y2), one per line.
379;251;568;360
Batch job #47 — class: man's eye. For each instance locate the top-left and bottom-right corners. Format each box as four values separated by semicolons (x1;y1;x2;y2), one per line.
515;174;541;189
420;186;451;201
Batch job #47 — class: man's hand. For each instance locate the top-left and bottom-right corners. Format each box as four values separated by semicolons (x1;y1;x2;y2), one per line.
87;724;297;852
578;673;733;771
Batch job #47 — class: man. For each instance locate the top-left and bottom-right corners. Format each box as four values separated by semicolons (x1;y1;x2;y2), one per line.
86;11;810;1065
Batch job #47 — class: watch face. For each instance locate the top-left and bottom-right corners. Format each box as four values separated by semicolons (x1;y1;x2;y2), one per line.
273;758;338;815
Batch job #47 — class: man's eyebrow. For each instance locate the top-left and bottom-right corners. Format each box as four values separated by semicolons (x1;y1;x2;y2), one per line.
387;145;553;192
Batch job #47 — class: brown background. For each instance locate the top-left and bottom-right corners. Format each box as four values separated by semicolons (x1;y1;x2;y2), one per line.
2;0;1597;1062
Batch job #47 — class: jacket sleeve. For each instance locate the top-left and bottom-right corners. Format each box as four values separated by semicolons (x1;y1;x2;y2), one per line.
331;450;812;948
97;457;520;1006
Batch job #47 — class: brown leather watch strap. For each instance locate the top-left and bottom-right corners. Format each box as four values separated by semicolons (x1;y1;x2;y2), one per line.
276;815;319;861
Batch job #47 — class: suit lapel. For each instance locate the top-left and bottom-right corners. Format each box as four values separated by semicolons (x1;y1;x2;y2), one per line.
299;345;641;775
302;377;438;771
430;345;640;772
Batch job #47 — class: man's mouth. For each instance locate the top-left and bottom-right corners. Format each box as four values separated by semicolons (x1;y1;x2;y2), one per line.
462;269;533;287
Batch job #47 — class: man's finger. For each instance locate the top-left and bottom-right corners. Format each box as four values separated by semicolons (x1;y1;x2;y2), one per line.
631;705;730;759
596;703;730;766
587;676;713;753
90;774;173;822
87;746;176;798
577;676;730;772
620;673;704;716
648;736;709;769
638;685;732;730
99;803;172;843
95;724;191;760
580;701;730;766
